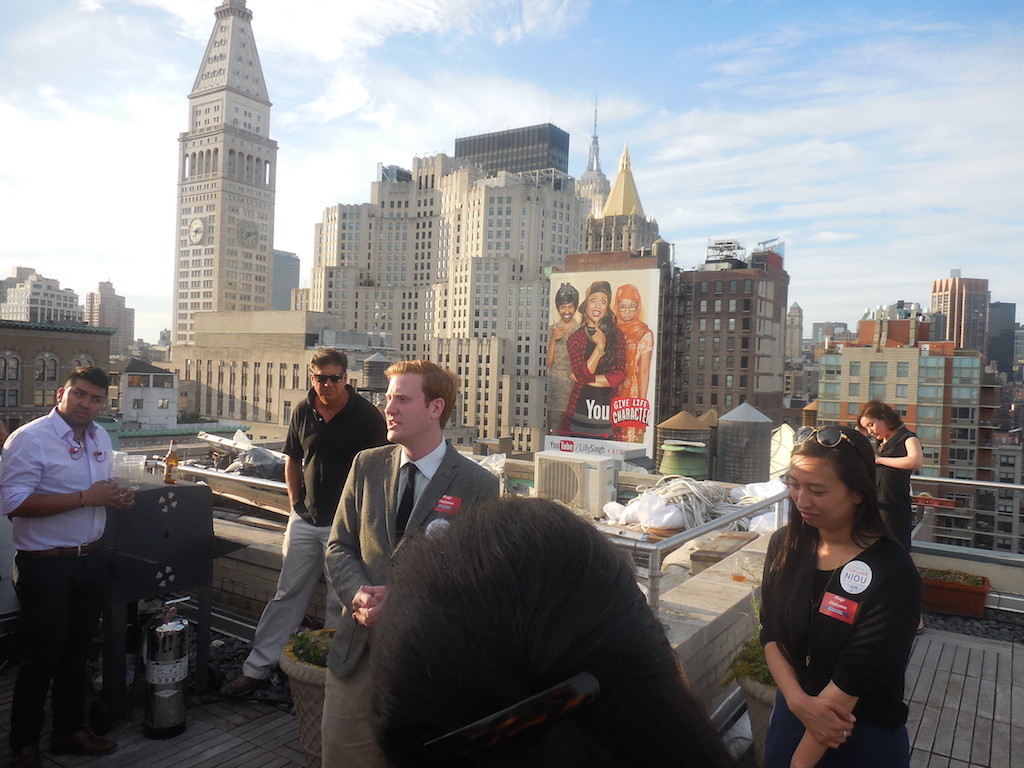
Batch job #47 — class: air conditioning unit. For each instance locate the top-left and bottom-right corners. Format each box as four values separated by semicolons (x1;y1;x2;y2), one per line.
534;451;617;514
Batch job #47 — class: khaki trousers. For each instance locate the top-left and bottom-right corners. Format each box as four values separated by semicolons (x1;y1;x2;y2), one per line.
321;660;383;768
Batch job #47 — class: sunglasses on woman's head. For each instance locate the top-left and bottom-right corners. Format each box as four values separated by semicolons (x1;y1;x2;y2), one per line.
794;426;853;449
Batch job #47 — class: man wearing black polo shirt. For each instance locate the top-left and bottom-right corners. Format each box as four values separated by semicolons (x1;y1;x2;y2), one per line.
225;349;387;696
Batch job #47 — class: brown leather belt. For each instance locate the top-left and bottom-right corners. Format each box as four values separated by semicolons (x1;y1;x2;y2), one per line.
19;539;102;558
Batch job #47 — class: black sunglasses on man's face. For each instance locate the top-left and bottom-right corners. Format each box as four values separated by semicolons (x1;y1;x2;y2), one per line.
312;373;345;384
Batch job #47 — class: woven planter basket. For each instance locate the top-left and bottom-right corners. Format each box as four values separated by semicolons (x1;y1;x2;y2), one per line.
738;676;777;767
280;629;332;768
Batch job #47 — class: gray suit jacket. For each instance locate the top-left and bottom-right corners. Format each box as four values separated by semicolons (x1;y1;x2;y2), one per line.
324;440;500;678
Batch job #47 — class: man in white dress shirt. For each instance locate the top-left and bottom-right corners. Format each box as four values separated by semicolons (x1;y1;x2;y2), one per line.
1;366;134;768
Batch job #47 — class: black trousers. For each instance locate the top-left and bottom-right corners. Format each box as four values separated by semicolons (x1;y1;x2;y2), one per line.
10;547;110;751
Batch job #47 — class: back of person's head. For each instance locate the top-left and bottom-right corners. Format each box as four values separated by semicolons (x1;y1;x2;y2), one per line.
385;359;459;427
66;365;110;391
857;399;903;431
308;347;348;373
369;497;735;767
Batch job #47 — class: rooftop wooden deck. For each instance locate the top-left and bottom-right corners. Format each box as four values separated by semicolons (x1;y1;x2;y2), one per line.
0;626;1017;767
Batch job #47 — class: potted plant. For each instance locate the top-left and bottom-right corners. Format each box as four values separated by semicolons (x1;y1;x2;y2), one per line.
279;627;334;768
918;567;990;618
724;588;776;766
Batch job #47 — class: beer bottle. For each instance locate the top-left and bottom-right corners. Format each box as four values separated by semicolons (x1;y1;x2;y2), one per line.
163;440;179;484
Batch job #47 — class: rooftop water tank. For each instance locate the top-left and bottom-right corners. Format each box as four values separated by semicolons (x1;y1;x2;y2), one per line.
716;402;772;484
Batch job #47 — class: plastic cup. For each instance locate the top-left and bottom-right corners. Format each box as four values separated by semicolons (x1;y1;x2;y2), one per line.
732;555;749;583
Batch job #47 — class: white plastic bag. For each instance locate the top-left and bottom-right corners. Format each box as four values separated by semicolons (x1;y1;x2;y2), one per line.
606;492;684;529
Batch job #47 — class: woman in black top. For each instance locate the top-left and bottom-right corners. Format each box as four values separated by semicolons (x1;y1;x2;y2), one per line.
858;400;923;550
761;426;920;768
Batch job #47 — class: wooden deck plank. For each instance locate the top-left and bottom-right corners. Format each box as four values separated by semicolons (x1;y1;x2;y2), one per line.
969;716;993;768
989;719;1011;768
976;677;997;721
0;627;1014;768
914;704;941;755
932;704;958;758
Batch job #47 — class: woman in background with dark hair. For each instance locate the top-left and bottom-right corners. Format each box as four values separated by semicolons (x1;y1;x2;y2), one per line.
369;498;736;768
761;427;920;768
560;281;626;439
857;400;923;550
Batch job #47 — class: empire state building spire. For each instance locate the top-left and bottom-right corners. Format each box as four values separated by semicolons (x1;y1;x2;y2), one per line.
584;103;602;175
577;97;610;218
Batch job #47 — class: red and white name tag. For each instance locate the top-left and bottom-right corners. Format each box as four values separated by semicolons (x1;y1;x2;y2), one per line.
819;592;859;624
433;495;462;515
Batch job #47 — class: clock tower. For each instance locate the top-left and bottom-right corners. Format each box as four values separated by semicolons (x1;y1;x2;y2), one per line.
173;0;277;348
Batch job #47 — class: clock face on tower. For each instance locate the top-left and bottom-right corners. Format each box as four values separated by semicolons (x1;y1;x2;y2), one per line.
237;221;259;248
187;218;205;244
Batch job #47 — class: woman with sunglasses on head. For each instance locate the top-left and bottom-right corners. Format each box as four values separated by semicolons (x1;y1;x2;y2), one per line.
857;400;923;551
761;426;920;768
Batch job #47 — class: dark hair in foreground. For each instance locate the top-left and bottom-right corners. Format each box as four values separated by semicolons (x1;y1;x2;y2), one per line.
65;365;110;391
369;497;736;767
764;427;895;669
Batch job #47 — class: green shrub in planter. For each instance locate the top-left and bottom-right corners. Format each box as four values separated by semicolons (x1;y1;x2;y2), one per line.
917;567;985;587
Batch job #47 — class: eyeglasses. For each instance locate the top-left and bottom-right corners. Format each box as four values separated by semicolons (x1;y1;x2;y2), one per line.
421;671;599;761
794;426;853;449
312;373;345;384
69;434;107;462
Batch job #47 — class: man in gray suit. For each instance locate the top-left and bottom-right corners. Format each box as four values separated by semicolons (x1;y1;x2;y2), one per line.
322;360;500;766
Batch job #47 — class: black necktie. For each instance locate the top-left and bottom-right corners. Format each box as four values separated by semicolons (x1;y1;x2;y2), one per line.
397;462;416;538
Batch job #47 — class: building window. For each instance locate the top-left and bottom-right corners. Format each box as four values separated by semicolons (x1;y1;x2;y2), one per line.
158;399;169;409
132;399;144;409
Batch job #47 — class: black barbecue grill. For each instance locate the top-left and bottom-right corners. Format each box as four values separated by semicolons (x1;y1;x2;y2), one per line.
101;480;241;718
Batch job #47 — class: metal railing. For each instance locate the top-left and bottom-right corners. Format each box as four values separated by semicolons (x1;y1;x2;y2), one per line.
600;490;789;613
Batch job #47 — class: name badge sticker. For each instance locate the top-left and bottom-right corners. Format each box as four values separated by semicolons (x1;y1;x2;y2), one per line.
819;592;859;624
840;560;872;595
433;495;463;515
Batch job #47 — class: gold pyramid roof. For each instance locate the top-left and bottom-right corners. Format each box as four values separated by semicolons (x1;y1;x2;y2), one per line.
601;143;645;218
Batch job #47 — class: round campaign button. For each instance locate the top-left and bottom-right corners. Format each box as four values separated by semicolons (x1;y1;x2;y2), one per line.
425;518;451;539
840;560;872;594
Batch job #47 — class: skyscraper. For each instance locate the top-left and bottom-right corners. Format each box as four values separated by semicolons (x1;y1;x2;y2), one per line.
576;106;610;219
454;123;569;176
930;270;989;356
173;0;277;348
657;240;790;424
302;123;583;451
785;302;803;360
0;271;82;325
85;281;135;358
987;301;1016;375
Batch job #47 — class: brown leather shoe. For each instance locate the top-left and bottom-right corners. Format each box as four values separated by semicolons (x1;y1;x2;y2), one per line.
223;673;266;696
49;729;118;756
12;744;41;768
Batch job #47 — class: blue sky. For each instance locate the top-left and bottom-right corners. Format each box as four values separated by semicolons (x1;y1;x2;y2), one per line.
2;0;1022;343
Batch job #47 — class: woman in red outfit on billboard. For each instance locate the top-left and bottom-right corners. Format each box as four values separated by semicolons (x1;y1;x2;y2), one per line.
559;281;626;439
614;284;654;443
